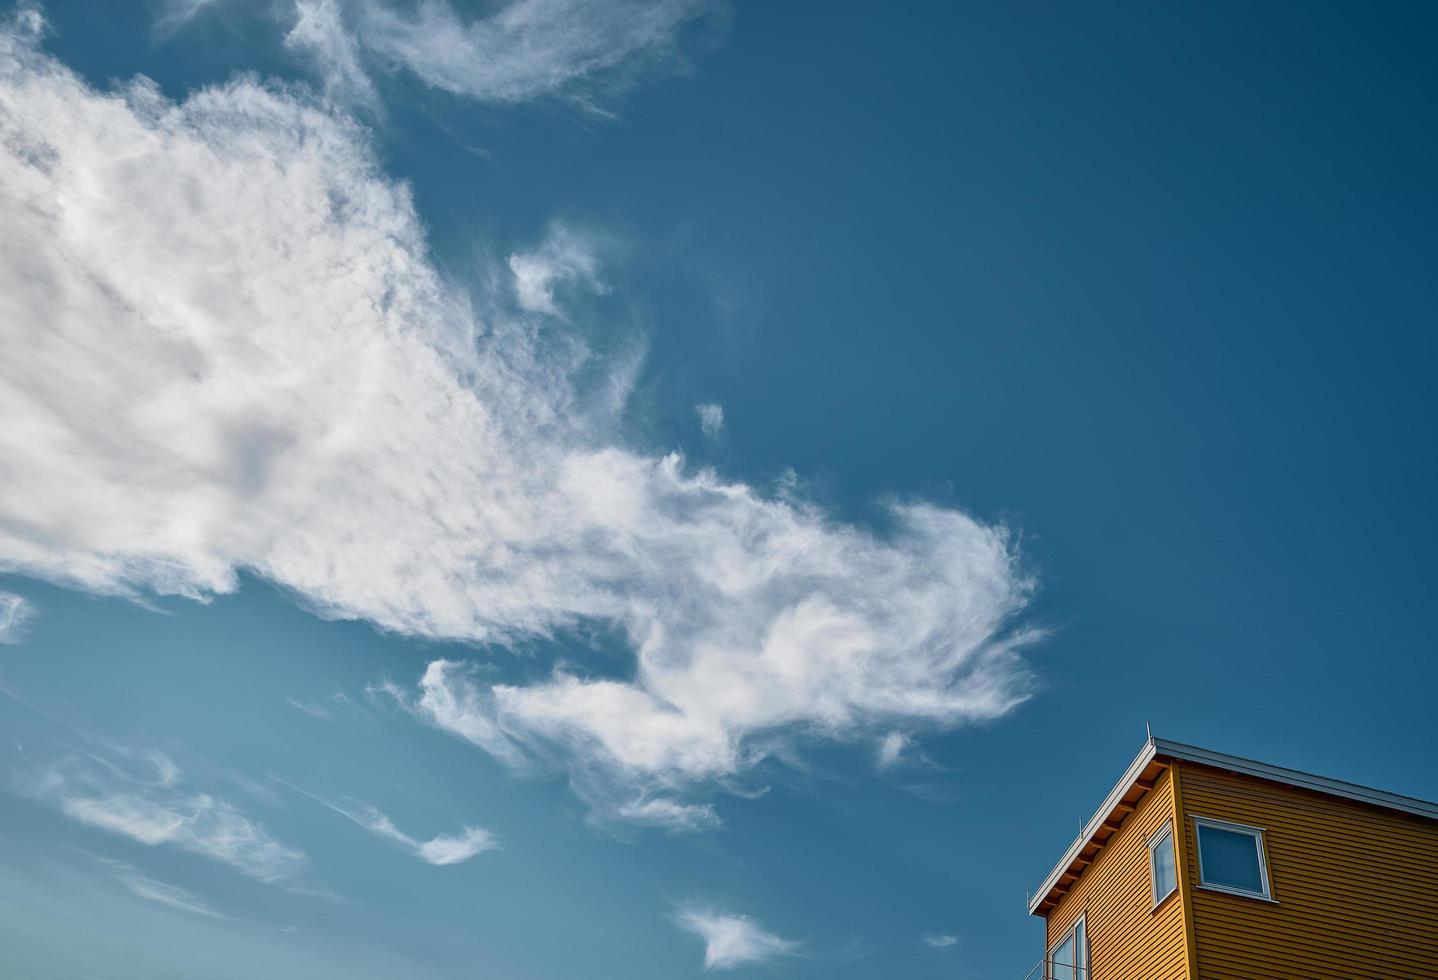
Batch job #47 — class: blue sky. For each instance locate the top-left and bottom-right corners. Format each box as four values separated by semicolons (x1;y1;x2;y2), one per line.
0;2;1434;977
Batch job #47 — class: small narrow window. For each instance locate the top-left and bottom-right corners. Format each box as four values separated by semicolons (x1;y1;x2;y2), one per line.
1148;821;1177;906
1047;915;1087;979
1194;817;1272;900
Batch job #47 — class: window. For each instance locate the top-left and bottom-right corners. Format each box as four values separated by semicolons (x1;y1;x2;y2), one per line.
1048;915;1087;979
1194;817;1272;900
1149;821;1177;906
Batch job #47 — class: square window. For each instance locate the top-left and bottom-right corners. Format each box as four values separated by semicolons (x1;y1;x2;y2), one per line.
1194;817;1271;900
1148;822;1177;906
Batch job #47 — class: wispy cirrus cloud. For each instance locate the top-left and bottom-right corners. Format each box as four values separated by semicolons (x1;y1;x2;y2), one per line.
674;906;799;970
284;0;377;106
286;691;358;723
613;796;719;833
283;782;497;865
150;0;223;41
695;402;724;440
0;15;1037;829
287;696;335;722
922;932;958;948
90;855;228;919
875;731;910;769
19;750;304;884
157;0;720;112
0;591;35;643
508;224;607;317
292;0;720;110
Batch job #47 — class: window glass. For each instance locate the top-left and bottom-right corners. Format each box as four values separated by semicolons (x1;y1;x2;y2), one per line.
1150;824;1177;903
1049;932;1076;980
1049;919;1085;979
1197;823;1265;894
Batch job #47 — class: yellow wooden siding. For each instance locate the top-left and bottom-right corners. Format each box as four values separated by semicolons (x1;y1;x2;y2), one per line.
1178;761;1438;979
1046;767;1190;979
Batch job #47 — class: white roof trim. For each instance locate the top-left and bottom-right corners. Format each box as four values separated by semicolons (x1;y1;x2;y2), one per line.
1027;739;1157;916
1028;736;1438;916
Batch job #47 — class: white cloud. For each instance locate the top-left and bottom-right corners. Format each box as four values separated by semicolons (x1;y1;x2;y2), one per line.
151;0;223;41
338;0;716;108
152;0;717;111
287;696;333;721
287;786;498;866
922;933;957;948
674;907;798;970
287;690;358;722
416;827;498;865
508;224;605;317
24;753;304;883
695;402;724;439
93;856;227;919
284;0;377;106
123;871;227;918
876;731;909;768
0;23;1038;827
0;591;35;643
613;796;719;832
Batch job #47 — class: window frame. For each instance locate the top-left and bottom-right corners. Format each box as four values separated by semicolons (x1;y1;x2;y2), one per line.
1147;819;1178;909
1192;815;1274;902
1046;912;1088;979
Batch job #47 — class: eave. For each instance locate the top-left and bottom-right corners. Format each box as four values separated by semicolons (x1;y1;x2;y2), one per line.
1027;736;1438;917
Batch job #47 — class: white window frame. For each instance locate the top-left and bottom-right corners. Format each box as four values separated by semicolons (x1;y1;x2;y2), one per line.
1193;815;1274;901
1046;912;1087;979
1147;820;1178;908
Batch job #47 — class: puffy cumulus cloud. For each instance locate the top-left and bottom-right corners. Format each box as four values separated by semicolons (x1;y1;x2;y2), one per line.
0;591;35;643
0;20;1038;826
674;907;798;970
20;750;304;884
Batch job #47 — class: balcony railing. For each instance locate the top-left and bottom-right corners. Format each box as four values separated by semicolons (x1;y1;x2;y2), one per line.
1019;960;1091;980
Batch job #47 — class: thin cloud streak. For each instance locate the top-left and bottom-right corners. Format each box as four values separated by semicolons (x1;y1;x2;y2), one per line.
281;781;498;865
614;796;720;832
91;856;228;919
20;750;305;884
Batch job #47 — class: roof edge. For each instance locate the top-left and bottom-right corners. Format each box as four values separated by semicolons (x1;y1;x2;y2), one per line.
1026;736;1157;916
1027;736;1438;916
1149;738;1438;823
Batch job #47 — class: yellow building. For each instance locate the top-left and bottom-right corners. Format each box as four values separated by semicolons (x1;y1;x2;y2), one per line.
1027;737;1438;979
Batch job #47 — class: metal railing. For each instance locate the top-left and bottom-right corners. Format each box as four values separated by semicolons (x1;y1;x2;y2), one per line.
1019;961;1091;980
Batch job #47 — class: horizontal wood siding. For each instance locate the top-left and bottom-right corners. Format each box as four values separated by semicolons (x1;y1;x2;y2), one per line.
1047;767;1189;979
1178;761;1438;979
